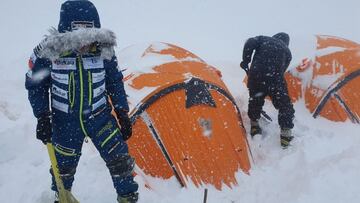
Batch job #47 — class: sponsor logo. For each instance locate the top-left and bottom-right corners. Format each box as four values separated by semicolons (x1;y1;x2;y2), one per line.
52;58;76;70
51;72;69;84
90;58;98;63
83;57;104;70
71;21;94;30
92;97;106;111
92;71;105;83
93;83;106;98
52;85;68;99
54;59;75;66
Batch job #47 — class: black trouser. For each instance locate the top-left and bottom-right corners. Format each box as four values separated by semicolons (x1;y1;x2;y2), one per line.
247;74;294;129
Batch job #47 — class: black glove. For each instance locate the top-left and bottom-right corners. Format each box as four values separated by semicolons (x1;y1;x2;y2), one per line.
36;113;52;144
115;109;132;141
240;61;249;74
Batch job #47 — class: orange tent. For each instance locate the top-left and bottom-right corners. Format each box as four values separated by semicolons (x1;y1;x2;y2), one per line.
286;35;360;123
118;42;251;190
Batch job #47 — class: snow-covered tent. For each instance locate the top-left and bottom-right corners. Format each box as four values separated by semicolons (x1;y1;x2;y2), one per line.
286;35;360;123
117;42;251;189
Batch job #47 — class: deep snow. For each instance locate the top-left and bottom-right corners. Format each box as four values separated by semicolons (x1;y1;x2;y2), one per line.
1;0;360;202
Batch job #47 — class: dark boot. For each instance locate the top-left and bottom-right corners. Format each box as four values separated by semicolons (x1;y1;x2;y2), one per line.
280;128;293;148
250;120;262;137
117;192;139;203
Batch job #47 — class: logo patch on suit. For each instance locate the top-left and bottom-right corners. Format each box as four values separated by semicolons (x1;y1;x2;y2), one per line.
71;21;94;30
51;72;69;84
52;84;68;99
92;97;106;111
53;58;76;70
93;83;106;98
83;57;104;70
92;71;105;83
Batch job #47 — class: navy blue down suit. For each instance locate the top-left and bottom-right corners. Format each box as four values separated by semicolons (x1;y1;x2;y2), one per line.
26;48;138;196
25;0;138;197
241;33;295;129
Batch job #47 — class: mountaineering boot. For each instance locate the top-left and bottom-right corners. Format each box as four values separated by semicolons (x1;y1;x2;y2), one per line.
250;120;262;137
117;192;139;203
280;128;294;148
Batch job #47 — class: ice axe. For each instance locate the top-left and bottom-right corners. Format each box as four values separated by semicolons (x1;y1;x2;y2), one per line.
241;63;273;122
47;143;80;203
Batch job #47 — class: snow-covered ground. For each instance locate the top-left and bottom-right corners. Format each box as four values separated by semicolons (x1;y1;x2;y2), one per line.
1;0;360;202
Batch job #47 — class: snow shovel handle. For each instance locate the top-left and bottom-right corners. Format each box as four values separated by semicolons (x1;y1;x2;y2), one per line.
47;143;66;194
46;143;80;203
260;110;273;122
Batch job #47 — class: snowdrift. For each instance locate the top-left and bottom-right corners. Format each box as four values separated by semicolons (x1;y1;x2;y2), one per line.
286;35;360;123
117;42;251;190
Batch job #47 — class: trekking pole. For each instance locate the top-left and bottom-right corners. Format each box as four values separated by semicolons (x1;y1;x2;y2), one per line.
203;188;208;203
47;143;80;203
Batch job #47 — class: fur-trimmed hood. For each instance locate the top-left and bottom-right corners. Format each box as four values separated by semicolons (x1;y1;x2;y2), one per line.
35;28;117;60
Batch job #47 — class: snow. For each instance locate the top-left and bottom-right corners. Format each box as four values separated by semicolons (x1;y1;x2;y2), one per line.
119;42;204;111
316;46;347;57
1;0;360;203
312;73;343;90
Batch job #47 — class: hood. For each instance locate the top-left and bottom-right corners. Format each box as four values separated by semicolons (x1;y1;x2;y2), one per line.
58;0;101;33
35;28;117;60
273;32;290;46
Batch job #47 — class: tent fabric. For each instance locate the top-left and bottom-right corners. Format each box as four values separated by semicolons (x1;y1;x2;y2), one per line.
285;35;360;123
118;42;251;189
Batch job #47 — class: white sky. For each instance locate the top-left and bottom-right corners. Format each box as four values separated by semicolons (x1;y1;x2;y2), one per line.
1;0;359;64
